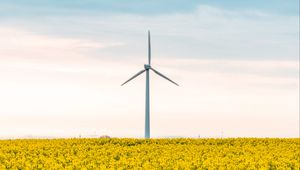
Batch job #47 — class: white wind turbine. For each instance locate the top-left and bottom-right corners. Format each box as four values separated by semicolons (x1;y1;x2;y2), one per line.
121;31;179;138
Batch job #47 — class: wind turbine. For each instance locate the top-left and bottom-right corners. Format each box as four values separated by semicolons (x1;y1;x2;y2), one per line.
121;31;179;138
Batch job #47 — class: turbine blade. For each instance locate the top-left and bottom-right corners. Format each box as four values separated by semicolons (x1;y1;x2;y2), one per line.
121;69;146;86
148;30;151;65
150;68;179;86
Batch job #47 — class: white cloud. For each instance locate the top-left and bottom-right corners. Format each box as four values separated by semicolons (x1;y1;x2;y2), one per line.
0;27;92;49
0;26;124;61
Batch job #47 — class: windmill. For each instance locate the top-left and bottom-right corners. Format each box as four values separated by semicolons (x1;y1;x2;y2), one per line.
121;31;179;138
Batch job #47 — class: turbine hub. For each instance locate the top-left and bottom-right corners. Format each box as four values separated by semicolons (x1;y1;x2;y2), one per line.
144;64;151;70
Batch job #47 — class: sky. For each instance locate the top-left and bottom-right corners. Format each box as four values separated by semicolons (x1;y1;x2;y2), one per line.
0;0;299;138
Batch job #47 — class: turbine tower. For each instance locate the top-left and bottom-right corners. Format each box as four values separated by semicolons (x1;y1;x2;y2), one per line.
121;31;179;138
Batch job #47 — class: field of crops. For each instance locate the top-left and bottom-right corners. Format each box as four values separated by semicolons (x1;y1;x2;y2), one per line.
0;138;299;169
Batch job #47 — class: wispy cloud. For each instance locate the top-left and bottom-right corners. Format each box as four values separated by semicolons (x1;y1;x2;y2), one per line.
0;26;124;56
3;4;296;61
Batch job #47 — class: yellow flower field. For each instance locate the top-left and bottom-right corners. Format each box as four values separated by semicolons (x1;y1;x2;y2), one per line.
0;138;299;169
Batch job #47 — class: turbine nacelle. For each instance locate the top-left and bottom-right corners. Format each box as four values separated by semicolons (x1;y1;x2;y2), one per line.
144;64;151;70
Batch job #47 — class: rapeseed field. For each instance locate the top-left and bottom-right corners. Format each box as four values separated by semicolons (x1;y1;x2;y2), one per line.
0;138;299;169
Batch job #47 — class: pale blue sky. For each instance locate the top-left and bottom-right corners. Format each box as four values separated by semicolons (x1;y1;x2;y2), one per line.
0;1;299;138
1;1;299;60
0;0;299;16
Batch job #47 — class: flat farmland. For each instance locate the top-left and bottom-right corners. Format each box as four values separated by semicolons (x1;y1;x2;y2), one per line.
0;138;299;169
